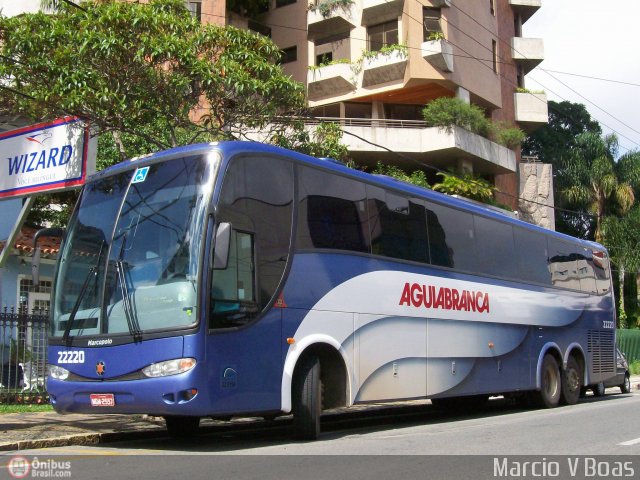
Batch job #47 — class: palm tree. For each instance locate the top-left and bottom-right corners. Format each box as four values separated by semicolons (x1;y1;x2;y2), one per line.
560;132;636;243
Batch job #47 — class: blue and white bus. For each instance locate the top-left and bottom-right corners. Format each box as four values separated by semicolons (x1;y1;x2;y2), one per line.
46;142;616;439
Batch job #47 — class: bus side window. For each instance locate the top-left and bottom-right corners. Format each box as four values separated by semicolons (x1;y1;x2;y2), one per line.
297;166;369;253
367;185;428;263
211;230;257;329
425;202;476;272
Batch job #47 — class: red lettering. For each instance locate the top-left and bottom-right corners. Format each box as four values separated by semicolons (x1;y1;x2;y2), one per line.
399;282;411;306
467;291;476;312
444;288;452;309
411;283;423;307
452;289;460;310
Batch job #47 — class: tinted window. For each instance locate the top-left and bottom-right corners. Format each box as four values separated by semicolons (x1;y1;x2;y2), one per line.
212;156;293;328
474;216;516;278
367;185;428;263
514;228;551;285
297;167;369;253
548;238;590;292
426;202;476;272
592;249;611;294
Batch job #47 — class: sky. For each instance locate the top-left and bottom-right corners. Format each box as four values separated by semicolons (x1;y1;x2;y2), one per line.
523;0;640;156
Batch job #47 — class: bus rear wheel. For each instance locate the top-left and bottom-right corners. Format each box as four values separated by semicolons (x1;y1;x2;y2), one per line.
292;355;322;440
560;356;582;405
532;354;561;408
164;415;200;439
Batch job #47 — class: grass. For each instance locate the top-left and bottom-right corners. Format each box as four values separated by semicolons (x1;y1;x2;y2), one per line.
0;403;53;414
629;359;640;375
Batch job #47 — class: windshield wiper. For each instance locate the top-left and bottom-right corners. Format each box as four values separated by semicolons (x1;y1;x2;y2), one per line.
63;267;98;346
116;234;142;342
63;241;104;346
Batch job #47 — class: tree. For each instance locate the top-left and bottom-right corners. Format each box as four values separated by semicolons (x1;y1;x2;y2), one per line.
560;132;636;243
0;0;306;160
522;101;603;238
602;208;640;328
1;0;308;227
522;100;601;163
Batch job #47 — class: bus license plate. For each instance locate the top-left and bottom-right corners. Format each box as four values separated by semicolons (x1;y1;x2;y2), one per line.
90;394;115;407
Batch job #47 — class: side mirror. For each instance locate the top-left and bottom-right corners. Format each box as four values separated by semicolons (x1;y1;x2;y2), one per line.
213;222;231;269
32;227;65;285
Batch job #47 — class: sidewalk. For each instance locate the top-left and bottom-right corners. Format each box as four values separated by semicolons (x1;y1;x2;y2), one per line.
2;376;639;452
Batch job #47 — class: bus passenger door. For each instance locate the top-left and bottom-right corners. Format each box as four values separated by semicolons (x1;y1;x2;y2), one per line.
355;314;427;402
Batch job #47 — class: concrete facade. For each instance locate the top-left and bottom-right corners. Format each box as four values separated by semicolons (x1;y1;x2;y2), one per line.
204;0;550;216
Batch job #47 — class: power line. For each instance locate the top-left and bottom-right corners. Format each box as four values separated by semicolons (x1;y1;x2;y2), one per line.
445;0;640;151
541;69;640;88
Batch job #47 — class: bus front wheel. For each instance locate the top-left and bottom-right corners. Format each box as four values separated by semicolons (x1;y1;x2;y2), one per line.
532;354;561;408
164;415;200;439
292;355;322;440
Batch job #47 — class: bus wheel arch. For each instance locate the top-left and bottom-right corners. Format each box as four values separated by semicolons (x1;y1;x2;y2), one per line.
532;344;563;408
293;343;348;411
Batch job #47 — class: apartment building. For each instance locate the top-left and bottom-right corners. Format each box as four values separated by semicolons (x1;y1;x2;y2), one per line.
203;0;550;223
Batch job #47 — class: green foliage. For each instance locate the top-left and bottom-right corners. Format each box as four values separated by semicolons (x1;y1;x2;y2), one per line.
431;170;495;203
426;31;445;41
495;124;526;149
561;132;636;242
309;0;355;18
422;97;491;137
422;97;524;149
515;87;545;94
272;121;350;164
3;0;307;227
630;359;640;375
308;58;351;70
361;44;408;59
0;0;306;157
602;207;640;326
372;163;430;189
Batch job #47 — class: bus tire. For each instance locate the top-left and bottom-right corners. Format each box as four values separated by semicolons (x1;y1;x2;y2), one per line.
164;415;200;439
592;382;606;397
532;354;561;408
560;356;582;405
292;355;321;440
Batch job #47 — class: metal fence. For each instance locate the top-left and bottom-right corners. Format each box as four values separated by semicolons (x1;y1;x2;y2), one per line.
0;307;49;404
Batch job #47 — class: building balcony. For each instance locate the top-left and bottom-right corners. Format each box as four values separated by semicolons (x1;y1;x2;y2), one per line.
361;0;404;25
362;49;408;87
421;39;454;72
307;1;359;41
307;63;355;100
511;37;544;74
310;119;515;175
514;92;548;131
508;0;541;23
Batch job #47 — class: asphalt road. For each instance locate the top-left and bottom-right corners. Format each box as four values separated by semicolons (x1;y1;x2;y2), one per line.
5;391;640;480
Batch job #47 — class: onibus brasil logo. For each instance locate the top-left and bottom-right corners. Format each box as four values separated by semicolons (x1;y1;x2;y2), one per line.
7;456;72;478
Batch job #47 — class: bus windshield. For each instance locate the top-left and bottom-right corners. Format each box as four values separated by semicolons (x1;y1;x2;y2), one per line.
51;155;212;339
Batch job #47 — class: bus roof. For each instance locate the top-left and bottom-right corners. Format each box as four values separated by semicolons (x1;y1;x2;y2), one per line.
91;140;607;254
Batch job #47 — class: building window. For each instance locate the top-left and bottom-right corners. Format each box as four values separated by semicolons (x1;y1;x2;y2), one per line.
368;21;398;52
248;20;271;38
492;39;498;73
316;52;332;66
276;0;296;7
18;278;52;312
186;1;201;22
281;46;298;64
490;0;495;15
423;7;442;41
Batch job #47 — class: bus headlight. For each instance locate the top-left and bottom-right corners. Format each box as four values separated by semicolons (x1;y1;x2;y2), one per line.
48;365;70;381
142;358;197;378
